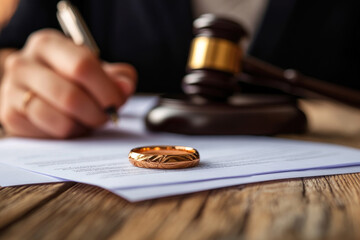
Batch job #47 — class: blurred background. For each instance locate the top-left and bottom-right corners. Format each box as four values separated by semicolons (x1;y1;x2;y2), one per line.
1;0;359;139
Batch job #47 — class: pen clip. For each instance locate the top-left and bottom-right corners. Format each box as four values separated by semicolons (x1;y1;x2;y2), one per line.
56;0;100;56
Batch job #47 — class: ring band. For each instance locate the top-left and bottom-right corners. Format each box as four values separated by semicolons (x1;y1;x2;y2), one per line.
129;145;200;169
22;91;35;113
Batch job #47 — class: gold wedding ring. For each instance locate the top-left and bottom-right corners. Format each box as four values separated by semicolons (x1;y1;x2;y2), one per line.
22;91;35;113
129;146;200;169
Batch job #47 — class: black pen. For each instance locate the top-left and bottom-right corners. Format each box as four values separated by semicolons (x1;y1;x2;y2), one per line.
56;0;119;124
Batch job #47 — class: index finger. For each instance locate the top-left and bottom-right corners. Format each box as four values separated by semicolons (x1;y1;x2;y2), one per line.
24;29;124;109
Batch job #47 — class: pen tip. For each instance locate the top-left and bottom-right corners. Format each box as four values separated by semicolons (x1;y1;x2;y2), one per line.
110;113;119;125
105;106;119;125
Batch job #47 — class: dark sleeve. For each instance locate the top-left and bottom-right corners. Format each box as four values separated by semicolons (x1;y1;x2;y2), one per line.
0;0;59;49
250;0;360;90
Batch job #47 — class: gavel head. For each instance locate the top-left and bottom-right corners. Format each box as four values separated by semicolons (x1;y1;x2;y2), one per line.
182;14;247;101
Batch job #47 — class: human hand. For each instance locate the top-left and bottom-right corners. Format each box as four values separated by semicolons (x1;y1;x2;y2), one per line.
0;29;137;139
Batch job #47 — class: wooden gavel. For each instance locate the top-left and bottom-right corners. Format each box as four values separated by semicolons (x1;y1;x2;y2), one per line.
182;14;360;108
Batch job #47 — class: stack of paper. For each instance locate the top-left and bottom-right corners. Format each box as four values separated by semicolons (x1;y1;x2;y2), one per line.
1;96;360;202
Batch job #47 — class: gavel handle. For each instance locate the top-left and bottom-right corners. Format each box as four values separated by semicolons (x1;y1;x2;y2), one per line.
239;56;360;109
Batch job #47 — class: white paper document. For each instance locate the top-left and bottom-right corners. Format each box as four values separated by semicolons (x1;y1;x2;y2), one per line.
115;165;360;201
0;163;63;186
0;96;359;201
2;161;360;201
1;132;360;189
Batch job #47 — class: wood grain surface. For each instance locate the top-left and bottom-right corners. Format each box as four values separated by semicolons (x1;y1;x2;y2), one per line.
0;99;360;240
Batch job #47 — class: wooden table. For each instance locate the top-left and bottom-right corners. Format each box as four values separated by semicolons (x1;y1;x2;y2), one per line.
1;99;360;240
